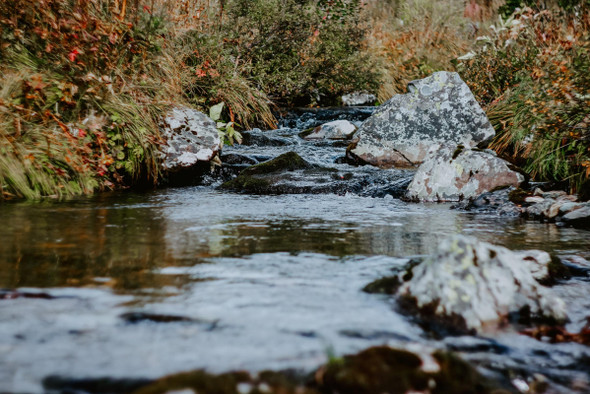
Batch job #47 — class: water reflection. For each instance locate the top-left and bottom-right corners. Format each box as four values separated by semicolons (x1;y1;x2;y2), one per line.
1;189;588;291
0;194;177;291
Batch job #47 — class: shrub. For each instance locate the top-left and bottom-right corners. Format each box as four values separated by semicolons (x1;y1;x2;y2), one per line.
460;7;590;197
222;0;380;106
0;0;186;199
176;31;276;130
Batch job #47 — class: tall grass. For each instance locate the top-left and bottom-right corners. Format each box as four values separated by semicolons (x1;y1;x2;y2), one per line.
460;6;590;196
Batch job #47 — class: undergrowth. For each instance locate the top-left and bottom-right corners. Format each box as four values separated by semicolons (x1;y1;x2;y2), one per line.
0;0;181;199
459;5;590;197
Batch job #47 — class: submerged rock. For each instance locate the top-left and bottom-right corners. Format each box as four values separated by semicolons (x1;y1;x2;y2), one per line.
349;72;495;168
300;120;357;140
406;146;525;202
397;235;567;332
160;107;221;172
452;187;522;216
219;152;412;196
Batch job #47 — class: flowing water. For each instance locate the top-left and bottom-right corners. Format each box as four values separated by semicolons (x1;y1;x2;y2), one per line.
0;108;589;393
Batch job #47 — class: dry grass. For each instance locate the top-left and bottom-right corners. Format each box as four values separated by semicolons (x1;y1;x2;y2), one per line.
362;0;503;102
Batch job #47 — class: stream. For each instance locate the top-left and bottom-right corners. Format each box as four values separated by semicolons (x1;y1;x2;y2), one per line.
1;108;589;393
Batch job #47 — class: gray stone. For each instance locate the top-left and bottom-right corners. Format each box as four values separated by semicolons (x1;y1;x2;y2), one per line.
539;190;567;199
406;146;524;202
160;107;221;172
544;202;563;219
349;72;495;168
559;202;584;215
525;196;545;204
341;92;376;106
526;200;554;219
561;206;590;229
397;235;567;332
303;120;357;140
456;187;523;216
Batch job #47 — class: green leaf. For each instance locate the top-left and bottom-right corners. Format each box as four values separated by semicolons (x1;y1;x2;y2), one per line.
209;102;225;121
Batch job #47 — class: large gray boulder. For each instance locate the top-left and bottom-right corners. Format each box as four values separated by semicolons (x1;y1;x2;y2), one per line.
160;107;221;172
349;72;495;168
406;146;525;202
397;235;567;332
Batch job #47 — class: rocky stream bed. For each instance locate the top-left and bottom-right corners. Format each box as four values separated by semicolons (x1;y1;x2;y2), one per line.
1;95;590;392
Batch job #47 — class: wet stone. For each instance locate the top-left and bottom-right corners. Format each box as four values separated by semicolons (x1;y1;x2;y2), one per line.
219;151;413;197
120;312;195;324
406;146;525;202
300;120;357;141
452;187;522;216
561;206;590;229
396;235;567;332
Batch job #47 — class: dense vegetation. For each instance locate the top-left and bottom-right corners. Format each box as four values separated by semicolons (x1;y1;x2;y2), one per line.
1;0;589;199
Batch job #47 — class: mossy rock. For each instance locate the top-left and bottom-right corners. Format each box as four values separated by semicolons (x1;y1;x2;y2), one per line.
123;346;512;394
220;152;314;193
362;276;401;294
315;346;513;394
218;152;359;195
242;152;312;175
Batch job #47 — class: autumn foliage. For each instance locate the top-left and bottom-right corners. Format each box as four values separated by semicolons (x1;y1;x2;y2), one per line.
460;6;590;197
0;0;182;199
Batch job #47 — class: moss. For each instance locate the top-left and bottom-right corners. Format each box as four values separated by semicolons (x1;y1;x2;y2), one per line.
508;188;532;205
432;351;513;394
401;258;424;282
123;346;511;394
538;254;572;286
244;152;312;175
298;127;317;139
362;276;401;294
133;370;250;394
315;346;512;394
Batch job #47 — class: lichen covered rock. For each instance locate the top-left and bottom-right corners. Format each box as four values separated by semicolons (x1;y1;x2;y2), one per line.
160;107;221;172
397;235;567;332
406;146;525;202
349;72;495;168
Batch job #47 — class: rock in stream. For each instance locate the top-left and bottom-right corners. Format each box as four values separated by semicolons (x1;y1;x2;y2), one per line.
396;235;567;332
348;72;495;168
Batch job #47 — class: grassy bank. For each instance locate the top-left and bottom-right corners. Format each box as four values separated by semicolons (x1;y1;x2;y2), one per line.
1;0;588;200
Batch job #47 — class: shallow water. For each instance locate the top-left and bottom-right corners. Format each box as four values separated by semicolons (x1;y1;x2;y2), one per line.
1;109;589;393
